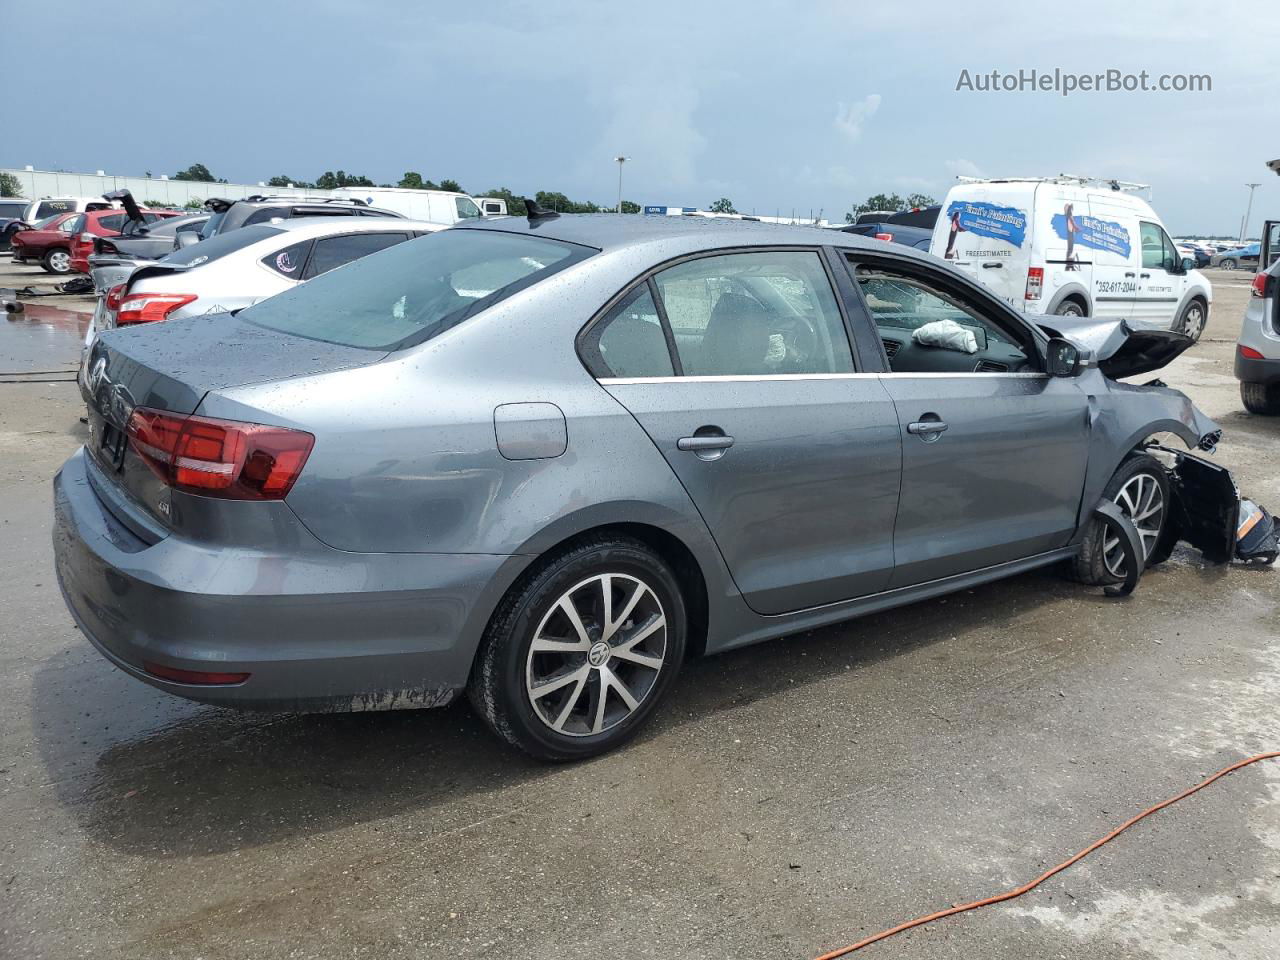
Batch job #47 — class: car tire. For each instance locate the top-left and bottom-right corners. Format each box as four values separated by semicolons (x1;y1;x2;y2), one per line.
1219;258;1237;271
43;248;71;274
469;535;687;761
1071;453;1171;586
1241;381;1280;415
1054;299;1086;318
1177;298;1207;342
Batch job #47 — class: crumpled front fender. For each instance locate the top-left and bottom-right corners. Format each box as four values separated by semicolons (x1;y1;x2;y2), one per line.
1073;371;1221;540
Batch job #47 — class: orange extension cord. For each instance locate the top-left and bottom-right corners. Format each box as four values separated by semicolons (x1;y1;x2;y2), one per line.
813;751;1280;959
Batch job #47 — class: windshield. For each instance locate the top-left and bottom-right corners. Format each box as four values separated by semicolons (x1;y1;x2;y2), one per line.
240;229;594;350
161;224;284;267
199;211;226;239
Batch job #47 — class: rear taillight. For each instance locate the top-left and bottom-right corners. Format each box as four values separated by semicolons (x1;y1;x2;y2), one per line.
874;232;893;242
1240;345;1265;360
105;283;126;311
98;240;118;254
126;407;314;500
79;232;95;243
1252;273;1269;298
1026;266;1044;300
116;292;197;326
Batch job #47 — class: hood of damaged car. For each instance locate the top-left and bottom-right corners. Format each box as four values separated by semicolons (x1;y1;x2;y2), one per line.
1037;318;1195;379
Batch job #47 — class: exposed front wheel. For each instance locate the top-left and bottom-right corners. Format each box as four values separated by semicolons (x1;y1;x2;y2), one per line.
1177;299;1207;342
1072;454;1170;585
43;248;71;274
1241;381;1280;415
469;536;686;761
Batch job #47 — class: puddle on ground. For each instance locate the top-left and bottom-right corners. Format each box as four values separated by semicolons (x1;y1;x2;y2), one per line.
1;303;91;374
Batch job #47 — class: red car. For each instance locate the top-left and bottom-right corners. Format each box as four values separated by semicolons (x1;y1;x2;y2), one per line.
9;213;82;273
68;208;180;274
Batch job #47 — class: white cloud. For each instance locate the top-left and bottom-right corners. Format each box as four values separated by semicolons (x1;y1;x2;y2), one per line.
833;94;881;141
945;158;984;179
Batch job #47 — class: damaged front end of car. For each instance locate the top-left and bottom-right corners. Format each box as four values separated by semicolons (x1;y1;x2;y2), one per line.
1045;317;1279;571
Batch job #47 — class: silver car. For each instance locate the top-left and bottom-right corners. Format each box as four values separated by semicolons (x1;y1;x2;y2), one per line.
1236;258;1280;413
54;214;1222;759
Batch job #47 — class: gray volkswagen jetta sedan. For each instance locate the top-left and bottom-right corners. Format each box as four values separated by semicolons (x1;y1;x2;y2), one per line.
54;213;1221;759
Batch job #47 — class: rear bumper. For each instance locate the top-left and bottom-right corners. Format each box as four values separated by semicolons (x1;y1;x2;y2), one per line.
53;448;516;711
1235;351;1280;385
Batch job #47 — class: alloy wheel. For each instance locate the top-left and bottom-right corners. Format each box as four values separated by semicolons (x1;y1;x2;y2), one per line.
1103;472;1165;577
525;573;667;737
49;250;70;272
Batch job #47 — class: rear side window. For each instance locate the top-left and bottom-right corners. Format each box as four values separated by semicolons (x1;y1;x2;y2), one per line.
35;200;74;218
0;201;25;218
240;229;593;350
97;213;127;232
585;285;675;378
302;232;409;279
162;224;285;267
653;251;854;376
261;239;312;277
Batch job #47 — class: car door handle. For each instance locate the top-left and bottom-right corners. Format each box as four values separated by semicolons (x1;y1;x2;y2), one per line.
981;261;1004;269
1124;271;1136;278
677;435;735;452
1139;272;1151;278
907;419;948;438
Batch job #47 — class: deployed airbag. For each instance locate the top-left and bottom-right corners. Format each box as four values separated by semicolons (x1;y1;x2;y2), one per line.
912;319;978;354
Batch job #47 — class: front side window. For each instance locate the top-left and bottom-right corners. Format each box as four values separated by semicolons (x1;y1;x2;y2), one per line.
1140;222;1178;271
585;285;674;378
240;229;593;350
653;251;854;376
302;232;409;280
854;263;1036;374
455;197;481;219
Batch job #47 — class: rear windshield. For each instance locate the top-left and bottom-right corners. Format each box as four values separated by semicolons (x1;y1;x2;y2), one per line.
161;224;284;267
239;229;594;351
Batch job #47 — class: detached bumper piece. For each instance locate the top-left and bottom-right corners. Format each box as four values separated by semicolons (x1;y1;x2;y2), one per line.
1150;446;1279;566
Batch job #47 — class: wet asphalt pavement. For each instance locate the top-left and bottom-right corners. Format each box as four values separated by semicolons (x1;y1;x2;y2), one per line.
1;264;1277;959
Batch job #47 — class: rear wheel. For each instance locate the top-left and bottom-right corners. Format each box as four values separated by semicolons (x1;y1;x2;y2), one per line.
469;536;687;761
1072;454;1170;585
1241;381;1280;415
1219;258;1237;271
1054;298;1086;318
43;248;71;274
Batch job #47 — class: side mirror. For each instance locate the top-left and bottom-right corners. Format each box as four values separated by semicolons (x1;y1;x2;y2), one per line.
1180;256;1195;273
1046;337;1083;377
175;231;201;249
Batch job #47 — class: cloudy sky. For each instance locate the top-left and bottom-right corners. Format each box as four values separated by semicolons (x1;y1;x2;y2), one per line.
8;0;1278;235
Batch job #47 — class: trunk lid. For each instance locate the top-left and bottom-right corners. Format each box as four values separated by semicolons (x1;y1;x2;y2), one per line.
81;315;385;531
1036;316;1194;379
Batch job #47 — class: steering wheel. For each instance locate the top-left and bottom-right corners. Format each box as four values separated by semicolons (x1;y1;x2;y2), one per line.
770;314;820;371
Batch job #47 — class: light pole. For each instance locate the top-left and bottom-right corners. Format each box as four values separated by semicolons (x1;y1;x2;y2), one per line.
1241;182;1262;242
614;156;629;213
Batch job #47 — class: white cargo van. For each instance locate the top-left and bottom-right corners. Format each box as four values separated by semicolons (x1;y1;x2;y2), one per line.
327;187;484;225
930;176;1212;340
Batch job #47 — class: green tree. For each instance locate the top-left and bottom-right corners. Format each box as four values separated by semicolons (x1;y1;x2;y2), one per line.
709;197;737;214
0;172;24;198
905;193;936;209
173;163;218;183
478;187;526;215
314;170;375;189
438;178;463;193
398;171;438;190
534;190;600;214
183;197;206;210
620;200;641;214
266;174;312;188
845;192;937;222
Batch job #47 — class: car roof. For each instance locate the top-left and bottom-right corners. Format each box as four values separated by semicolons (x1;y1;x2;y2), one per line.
270;216;443;236
453;212;897;255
